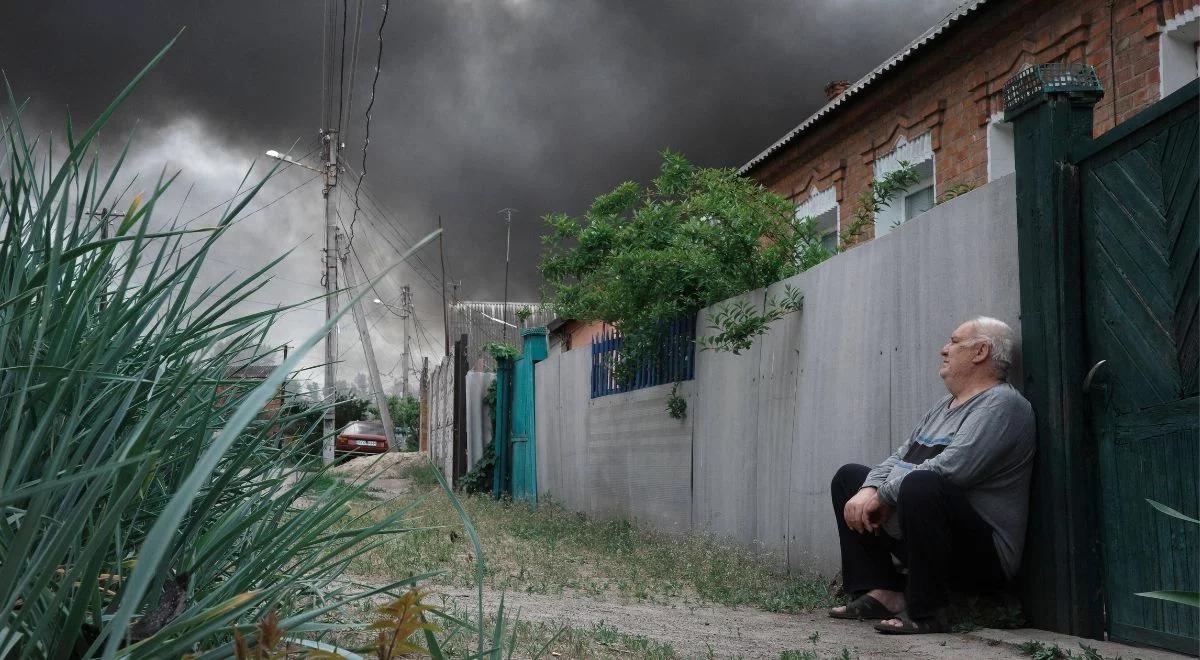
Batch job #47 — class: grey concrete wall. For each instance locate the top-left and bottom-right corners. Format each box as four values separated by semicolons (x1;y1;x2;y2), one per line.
535;176;1020;575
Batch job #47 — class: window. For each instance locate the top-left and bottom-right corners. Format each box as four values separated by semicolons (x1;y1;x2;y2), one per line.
1161;8;1200;97
874;132;935;237
987;114;1015;181
794;186;839;254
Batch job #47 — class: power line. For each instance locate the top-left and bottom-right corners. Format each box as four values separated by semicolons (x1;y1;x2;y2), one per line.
344;0;391;254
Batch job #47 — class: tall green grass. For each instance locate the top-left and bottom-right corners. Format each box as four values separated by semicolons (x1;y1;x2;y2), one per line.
0;40;487;657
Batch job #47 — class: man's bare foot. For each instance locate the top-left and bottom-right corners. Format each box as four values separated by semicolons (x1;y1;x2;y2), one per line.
830;588;905;616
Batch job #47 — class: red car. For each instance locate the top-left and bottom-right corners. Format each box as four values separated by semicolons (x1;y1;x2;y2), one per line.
335;421;389;455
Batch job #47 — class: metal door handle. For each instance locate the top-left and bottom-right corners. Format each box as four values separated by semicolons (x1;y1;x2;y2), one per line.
1083;360;1108;392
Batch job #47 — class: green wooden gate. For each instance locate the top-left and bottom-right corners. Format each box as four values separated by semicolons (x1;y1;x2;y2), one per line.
1075;80;1199;653
510;327;548;505
1007;65;1198;651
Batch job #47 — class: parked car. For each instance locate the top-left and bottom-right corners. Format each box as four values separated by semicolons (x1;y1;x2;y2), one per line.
335;420;388;455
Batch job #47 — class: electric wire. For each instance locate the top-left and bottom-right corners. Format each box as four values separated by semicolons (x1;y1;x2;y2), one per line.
344;0;391;254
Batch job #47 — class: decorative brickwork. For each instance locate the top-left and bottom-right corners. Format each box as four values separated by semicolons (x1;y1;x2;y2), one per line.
749;0;1197;244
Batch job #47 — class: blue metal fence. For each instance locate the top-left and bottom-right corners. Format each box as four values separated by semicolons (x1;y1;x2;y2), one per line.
590;315;696;398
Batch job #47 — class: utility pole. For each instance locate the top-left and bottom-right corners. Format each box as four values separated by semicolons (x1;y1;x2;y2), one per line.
498;208;514;341
320;131;341;464
340;238;396;450
400;284;412;397
438;215;450;357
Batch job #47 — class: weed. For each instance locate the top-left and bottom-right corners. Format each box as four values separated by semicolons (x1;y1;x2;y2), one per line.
399;458;442;488
308;472;380;501
1017;640;1117;660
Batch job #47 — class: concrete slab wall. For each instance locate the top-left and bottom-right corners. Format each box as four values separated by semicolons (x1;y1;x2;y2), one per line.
534;175;1020;575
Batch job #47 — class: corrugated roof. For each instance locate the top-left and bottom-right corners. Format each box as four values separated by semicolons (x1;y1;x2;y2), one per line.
739;0;992;175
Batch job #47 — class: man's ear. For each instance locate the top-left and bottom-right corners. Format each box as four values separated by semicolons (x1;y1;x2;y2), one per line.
971;341;990;365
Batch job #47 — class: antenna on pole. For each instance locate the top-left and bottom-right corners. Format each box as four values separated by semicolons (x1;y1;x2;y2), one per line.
498;208;515;342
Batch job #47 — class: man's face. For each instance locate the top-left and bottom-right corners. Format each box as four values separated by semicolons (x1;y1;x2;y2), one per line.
939;321;986;388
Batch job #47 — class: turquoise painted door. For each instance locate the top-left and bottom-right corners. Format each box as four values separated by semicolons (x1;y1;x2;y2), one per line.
511;328;548;505
1077;81;1198;653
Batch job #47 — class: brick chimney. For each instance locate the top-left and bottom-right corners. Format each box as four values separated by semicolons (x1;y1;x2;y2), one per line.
824;80;850;101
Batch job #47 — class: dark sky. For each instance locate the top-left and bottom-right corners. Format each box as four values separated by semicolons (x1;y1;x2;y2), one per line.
2;0;959;389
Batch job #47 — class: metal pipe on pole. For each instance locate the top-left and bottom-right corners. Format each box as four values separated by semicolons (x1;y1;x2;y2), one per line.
498;208;514;342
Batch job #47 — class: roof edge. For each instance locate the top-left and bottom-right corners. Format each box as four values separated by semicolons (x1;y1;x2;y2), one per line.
738;1;991;177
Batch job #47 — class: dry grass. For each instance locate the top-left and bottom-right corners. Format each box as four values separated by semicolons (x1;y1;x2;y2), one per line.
342;461;835;614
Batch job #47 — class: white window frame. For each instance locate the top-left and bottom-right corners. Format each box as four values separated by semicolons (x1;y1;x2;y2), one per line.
987;112;1016;182
1160;7;1200;98
794;185;839;252
873;132;935;237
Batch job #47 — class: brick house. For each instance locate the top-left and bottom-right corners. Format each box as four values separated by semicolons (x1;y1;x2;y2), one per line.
741;0;1199;247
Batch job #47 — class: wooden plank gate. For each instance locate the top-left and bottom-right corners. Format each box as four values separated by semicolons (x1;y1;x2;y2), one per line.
1008;65;1198;652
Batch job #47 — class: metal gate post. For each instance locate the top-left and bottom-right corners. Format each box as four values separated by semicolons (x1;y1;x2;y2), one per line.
1003;63;1104;638
492;356;514;499
452;334;468;484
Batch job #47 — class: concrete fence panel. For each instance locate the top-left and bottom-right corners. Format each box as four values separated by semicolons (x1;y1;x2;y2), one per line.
533;175;1019;577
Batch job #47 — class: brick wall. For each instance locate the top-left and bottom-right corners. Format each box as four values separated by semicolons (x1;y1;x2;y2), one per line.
749;0;1196;244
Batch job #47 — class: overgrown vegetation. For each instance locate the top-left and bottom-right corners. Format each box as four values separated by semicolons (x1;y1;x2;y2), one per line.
540;151;821;382
1018;640;1109;660
370;393;421;451
665;382;687;420
0;44;499;657
483;340;520;362
347;485;836;615
460;379;498;493
695;284;804;354
838;162;920;246
936;182;977;205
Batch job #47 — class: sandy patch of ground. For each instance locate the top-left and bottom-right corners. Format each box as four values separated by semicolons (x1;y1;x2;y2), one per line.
428;586;1019;659
330;451;426;495
420;587;1186;660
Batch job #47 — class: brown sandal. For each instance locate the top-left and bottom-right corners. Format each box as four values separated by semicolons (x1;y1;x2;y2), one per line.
873;610;948;634
828;594;894;620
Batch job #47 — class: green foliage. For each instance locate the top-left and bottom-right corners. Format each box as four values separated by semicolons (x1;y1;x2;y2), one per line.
936;182;977;205
370;393;420;450
0;49;504;658
665;383;687;420
1018;640;1108;660
515;305;533;324
461;379;498;493
696;284;804;354
540;151;820;378
483;341;520;361
399;459;442;489
336;392;373;429
838;162;920;248
1136;499;1200;608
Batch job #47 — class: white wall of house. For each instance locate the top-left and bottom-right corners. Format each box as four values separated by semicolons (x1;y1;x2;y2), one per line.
534;175;1021;575
1160;7;1200;98
873;132;935;238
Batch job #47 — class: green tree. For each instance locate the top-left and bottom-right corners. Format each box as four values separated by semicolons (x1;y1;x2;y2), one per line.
370;393;421;450
540;151;825;376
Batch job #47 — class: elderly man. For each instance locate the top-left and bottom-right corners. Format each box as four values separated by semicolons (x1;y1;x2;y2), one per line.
827;317;1034;634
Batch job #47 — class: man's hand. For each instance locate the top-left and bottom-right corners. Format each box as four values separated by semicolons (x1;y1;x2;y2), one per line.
843;487;892;534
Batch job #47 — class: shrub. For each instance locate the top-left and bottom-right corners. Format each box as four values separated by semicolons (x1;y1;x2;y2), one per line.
0;41;454;656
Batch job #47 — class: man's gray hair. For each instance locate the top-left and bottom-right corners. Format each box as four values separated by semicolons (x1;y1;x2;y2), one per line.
969;316;1016;381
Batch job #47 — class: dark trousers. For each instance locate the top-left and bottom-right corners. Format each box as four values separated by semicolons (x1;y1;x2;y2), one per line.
830;463;1006;618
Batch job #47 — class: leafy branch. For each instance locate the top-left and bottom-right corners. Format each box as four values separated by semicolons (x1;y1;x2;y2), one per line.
696;285;804;355
838;161;920;249
483;341;519;361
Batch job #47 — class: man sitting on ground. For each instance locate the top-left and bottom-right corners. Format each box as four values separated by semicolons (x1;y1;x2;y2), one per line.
827;316;1035;635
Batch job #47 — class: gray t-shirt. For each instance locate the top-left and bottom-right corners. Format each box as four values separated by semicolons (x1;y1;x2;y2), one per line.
862;383;1035;578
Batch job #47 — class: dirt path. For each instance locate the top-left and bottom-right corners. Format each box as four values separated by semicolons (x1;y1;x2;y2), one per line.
429;586;1026;659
